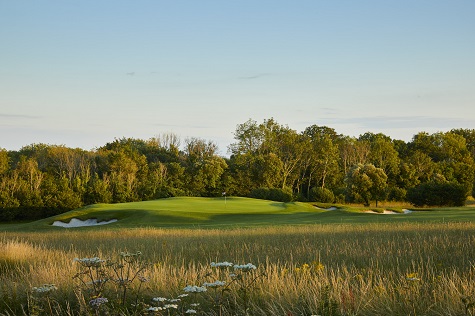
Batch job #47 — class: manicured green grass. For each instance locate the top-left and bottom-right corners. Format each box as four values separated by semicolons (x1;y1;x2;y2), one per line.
2;197;475;232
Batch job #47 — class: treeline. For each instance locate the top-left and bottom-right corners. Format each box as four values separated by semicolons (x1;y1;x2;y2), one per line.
1;118;475;221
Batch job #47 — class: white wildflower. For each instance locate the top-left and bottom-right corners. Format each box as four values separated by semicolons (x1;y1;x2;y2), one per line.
169;298;181;303
190;303;200;307
74;257;105;267
202;280;226;288
186;309;197;314
32;284;57;294
211;261;233;268
178;294;189;298
152;297;167;302
183;285;207;293
164;304;178;309
147;306;163;311
234;263;257;272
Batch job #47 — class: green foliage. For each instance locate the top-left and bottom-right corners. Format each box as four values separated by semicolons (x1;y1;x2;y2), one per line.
248;187;293;202
317;285;341;316
1;124;475;222
387;185;407;202
345;164;388;207
407;181;467;207
309;187;335;203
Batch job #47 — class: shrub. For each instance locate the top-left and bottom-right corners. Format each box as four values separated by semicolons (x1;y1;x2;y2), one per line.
388;186;407;202
309;187;335;203
249;187;293;202
407;181;467;207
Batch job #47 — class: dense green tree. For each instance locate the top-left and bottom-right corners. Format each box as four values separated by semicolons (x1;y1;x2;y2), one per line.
229;119;265;156
309;187;335;203
84;173;113;204
338;136;370;176
249;187;293;202
0;149;9;175
2;119;475;222
359;133;400;183
229;118;303;194
451;128;475;158
345;164;388;207
183;138;227;196
302;126;340;199
266;123;304;190
407;181;467;207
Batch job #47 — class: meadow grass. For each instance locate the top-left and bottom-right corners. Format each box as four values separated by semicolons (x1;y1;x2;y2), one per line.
2;222;475;315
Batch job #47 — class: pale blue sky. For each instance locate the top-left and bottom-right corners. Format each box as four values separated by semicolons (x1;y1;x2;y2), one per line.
1;1;474;155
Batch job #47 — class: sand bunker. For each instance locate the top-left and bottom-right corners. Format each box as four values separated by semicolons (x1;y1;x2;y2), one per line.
315;206;338;211
52;218;118;228
364;209;413;215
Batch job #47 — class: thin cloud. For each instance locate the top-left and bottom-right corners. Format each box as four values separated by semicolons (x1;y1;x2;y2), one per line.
326;116;475;130
0;113;40;119
126;72;135;76
321;107;339;115
238;73;271;80
297;115;475;140
153;123;209;129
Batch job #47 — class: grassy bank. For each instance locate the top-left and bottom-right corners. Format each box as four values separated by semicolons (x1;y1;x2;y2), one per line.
3;197;475;232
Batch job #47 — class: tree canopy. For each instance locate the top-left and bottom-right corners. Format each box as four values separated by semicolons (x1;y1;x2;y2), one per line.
1;119;474;221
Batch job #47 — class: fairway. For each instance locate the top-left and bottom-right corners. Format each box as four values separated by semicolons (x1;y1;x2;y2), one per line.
3;197;475;232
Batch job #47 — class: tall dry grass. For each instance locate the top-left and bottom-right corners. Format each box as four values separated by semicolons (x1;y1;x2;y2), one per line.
1;222;475;315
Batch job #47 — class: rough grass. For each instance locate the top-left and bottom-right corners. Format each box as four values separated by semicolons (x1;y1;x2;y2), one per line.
2;198;475;314
2;222;475;315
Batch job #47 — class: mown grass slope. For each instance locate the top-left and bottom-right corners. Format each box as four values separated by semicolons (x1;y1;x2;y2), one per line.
2;196;475;232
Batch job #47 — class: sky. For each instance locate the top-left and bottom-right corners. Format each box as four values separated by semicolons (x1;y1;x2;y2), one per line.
1;1;474;156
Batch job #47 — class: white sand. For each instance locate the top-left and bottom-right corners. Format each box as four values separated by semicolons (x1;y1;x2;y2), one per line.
314;206;338;211
52;218;118;228
364;209;413;215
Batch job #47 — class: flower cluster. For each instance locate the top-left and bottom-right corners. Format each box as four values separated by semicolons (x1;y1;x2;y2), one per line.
32;284;57;294
89;297;108;307
406;273;421;281
149;296;182;314
147;306;164;312
183;285;207;293
211;261;233;268
234;263;256;272
202;280;226;288
74;257;105;267
294;261;325;274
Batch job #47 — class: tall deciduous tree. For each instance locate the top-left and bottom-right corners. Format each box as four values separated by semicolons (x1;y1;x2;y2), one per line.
302;125;340;198
339;136;370;176
359;132;400;183
183;138;227;196
345;163;388;207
